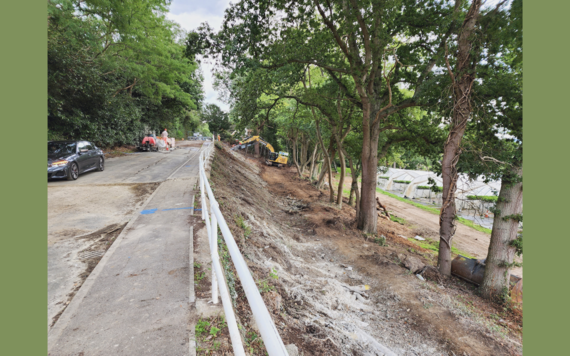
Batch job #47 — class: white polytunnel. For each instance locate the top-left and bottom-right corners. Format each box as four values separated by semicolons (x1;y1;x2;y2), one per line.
377;168;501;210
404;173;443;199
377;168;429;191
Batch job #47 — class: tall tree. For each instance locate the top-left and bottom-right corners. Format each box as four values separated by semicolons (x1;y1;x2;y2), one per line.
48;0;201;146
469;0;523;299
203;104;231;137
438;0;483;275
200;0;462;234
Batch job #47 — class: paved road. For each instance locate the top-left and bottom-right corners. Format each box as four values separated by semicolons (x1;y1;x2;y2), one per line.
48;142;207;355
48;146;201;186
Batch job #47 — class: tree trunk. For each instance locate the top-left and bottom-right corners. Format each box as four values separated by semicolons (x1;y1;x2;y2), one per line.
315;119;335;201
336;147;346;207
326;150;336;203
438;0;482;275
357;99;381;234
308;142;319;181
347;154;360;217
291;130;302;177
300;140;315;176
317;141;334;190
480;165;523;300
299;134;309;175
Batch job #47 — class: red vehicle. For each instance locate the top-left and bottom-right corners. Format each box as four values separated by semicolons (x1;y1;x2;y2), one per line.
138;134;158;152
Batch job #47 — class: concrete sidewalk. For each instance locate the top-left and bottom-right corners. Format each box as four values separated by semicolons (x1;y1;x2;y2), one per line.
49;150;202;355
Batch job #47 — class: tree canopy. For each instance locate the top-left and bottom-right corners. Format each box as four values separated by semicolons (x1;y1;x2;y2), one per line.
48;0;203;146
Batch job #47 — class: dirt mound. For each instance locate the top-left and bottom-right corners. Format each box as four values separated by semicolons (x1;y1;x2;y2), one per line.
207;145;522;356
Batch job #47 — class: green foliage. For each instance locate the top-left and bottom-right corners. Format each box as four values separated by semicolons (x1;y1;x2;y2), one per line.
209;326;220;337
390;216;406;225
203;104;232;137
378;176;389;180
509;233;523;256
411;238;475;259
393;180;412;184
373;236;386;246
194;261;206;285
196;319;210;338
269;268;279;280
217;234;238;306
467;195;498;202
502;214;523;222
417;185;443;193
244;331;265;355
234;215;252;238
257;279;275;293
257;268;278;293
48;0;203;147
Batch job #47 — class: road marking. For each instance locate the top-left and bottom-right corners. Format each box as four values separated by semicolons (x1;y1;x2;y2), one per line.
140;207;193;214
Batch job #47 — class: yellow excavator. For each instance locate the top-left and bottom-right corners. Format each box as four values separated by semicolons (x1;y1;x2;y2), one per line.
238;136;289;167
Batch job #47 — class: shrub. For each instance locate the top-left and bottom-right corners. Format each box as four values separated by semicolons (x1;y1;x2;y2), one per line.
393;180;411;184
418;185;443;193
378;176;389;179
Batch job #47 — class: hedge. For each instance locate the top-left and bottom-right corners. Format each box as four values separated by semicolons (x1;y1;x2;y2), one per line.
466;195;498;202
394;180;412;184
417;185;443;193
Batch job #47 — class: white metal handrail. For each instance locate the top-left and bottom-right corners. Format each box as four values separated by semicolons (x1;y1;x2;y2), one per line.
198;143;288;356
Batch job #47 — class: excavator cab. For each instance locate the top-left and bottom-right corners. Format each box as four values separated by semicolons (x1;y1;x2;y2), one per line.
267;151;288;167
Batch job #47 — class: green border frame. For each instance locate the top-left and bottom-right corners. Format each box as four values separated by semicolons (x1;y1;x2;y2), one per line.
524;0;567;354
0;1;46;354
0;0;563;354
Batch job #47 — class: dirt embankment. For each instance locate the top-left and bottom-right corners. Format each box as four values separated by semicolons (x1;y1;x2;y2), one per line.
205;145;522;356
330;174;522;277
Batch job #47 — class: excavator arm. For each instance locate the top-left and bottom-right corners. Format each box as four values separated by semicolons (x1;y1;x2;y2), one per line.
240;136;275;153
238;136;287;166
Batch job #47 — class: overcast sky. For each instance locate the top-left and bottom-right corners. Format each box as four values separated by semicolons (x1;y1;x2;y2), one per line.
166;0;232;111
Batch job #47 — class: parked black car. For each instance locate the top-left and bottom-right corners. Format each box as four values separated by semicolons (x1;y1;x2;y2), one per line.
48;141;105;180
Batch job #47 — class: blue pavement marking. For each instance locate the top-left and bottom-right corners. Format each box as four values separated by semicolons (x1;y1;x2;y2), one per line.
194;208;202;211
184;165;193;167
140;207;194;214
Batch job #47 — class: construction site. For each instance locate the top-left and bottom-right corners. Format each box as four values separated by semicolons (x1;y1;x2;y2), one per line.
190;143;523;355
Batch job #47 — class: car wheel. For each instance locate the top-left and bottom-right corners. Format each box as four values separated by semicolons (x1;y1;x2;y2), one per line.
67;162;79;180
98;157;105;171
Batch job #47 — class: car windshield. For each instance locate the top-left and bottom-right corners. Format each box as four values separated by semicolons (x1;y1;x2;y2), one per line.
48;142;76;156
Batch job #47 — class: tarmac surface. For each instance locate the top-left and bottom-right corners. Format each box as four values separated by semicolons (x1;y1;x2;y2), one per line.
48;142;209;355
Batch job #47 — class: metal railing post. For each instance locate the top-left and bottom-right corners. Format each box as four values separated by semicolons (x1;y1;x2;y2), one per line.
196;141;288;356
200;155;205;221
210;200;219;304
